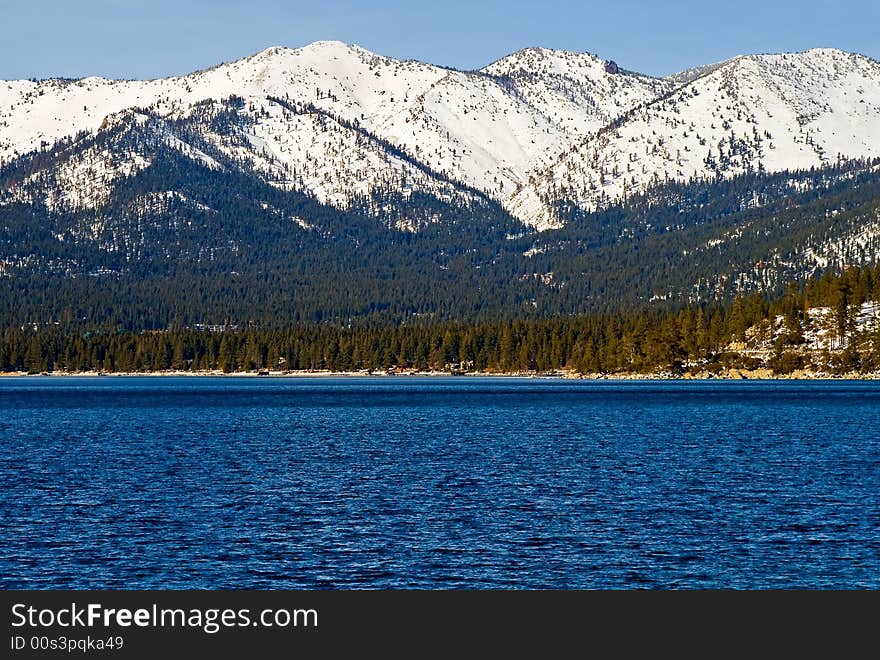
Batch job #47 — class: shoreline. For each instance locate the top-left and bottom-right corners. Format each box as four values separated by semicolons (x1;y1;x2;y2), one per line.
2;368;879;380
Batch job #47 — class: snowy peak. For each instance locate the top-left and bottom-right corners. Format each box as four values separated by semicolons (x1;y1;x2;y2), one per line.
510;46;880;227
482;46;673;131
665;59;733;85
483;45;646;81
1;42;879;232
483;46;607;73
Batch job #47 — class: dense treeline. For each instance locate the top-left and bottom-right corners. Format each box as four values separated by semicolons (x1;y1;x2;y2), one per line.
4;266;879;375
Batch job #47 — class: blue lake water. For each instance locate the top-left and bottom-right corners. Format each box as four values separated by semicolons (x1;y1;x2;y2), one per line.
1;376;878;589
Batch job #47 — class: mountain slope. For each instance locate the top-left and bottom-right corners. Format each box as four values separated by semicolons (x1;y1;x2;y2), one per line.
3;159;879;327
2;43;880;327
3;44;879;229
0;41;691;229
512;48;880;227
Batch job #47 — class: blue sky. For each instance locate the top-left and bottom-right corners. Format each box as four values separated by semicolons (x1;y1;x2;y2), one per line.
4;0;879;80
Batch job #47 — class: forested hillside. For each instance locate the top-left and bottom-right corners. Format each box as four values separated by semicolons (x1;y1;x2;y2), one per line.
2;44;879;354
3;159;879;328
4;266;878;376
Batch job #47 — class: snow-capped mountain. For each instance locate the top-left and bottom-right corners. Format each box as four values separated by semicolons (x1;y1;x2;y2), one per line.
0;41;663;230
482;47;674;141
513;48;880;227
1;41;879;235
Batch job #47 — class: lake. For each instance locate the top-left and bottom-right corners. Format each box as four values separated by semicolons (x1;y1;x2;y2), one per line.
1;377;877;589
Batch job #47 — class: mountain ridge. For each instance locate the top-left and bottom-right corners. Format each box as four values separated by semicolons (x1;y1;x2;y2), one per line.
4;41;878;230
1;42;879;328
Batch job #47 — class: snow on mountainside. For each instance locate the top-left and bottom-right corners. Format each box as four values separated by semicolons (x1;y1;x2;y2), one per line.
482;47;673;136
1;43;879;231
513;48;880;227
0;41;672;230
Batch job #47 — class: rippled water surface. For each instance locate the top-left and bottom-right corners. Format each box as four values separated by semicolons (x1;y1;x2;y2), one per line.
1;377;878;589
